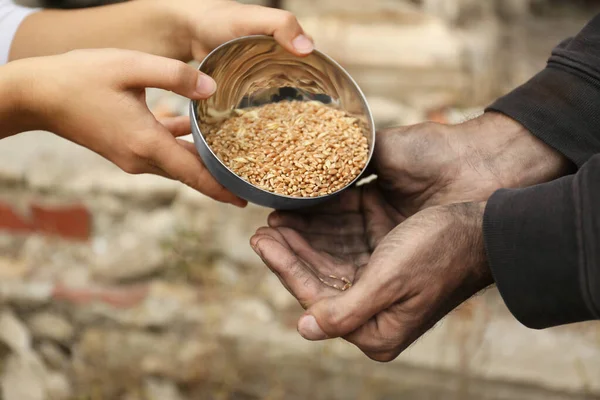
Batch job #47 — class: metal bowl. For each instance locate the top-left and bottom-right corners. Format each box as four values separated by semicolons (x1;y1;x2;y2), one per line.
190;35;375;210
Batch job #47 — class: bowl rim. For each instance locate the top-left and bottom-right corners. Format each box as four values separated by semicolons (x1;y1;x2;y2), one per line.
191;34;376;201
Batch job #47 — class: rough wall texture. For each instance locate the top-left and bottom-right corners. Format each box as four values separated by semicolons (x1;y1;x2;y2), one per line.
0;128;599;399
284;0;595;115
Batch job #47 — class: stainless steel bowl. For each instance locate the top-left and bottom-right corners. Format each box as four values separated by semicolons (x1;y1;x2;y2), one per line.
190;35;375;209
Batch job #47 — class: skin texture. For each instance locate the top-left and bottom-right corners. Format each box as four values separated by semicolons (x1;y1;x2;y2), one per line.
9;0;314;62
373;112;574;216
1;49;242;205
2;0;313;206
251;112;574;361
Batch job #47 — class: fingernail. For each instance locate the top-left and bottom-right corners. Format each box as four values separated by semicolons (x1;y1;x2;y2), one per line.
230;198;247;208
292;34;314;54
298;315;328;340
196;74;217;97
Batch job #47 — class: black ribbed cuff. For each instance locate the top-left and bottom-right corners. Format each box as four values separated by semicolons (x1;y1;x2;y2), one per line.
483;176;593;329
487;65;600;167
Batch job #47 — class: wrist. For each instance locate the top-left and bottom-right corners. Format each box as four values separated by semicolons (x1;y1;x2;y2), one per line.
149;0;195;62
465;201;492;290
445;201;493;292
460;112;575;188
0;61;42;138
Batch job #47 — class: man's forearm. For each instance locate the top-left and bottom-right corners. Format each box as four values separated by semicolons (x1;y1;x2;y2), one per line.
487;14;600;167
480;13;600;329
9;0;191;62
460;112;574;189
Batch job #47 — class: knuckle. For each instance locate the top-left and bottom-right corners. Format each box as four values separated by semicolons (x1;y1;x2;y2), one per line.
117;51;141;74
190;168;216;192
127;139;155;160
187;177;203;191
290;259;308;280
180;170;210;193
119;159;144;175
279;10;299;28
359;334;399;354
324;304;352;332
168;61;193;87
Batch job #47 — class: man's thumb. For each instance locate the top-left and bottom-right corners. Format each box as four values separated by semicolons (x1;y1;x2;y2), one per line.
297;286;382;341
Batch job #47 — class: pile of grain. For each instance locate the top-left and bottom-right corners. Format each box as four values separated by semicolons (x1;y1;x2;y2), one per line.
205;101;369;197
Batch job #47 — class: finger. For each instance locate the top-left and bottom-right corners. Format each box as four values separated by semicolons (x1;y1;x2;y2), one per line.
298;235;406;340
140;162;174;181
269;211;365;236
251;229;334;307
255;226;363;287
148;132;246;207
297;284;383;341
174;137;245;206
292;187;362;215
177;138;199;156
340;312;407;361
271;219;369;258
232;5;314;56
341;304;446;363
159;116;192;137
362;158;377;178
276;227;358;280
362;184;401;249
362;129;391;177
119;51;216;98
296;232;369;256
254;226;289;249
252;227;401;350
270;209;370;257
251;227;298;297
175;137;248;207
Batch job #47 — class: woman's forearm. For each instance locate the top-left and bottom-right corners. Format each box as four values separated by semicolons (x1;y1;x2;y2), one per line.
0;61;39;139
9;0;192;62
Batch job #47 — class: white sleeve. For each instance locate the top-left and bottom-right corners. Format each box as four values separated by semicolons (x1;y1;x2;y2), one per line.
0;0;40;65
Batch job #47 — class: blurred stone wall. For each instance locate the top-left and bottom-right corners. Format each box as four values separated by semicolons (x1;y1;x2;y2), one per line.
266;0;595;127
285;0;499;110
0;130;599;400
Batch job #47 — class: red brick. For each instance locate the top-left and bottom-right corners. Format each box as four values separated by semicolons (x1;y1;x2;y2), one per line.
98;285;149;308
0;201;91;241
53;284;149;308
31;204;91;241
0;202;33;233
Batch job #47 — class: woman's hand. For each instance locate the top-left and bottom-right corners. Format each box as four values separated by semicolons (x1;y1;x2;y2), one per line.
4;48;245;206
164;0;314;60
10;0;313;62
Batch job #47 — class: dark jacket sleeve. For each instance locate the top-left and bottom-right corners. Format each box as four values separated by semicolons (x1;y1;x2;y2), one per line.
482;14;600;328
484;155;600;329
487;14;600;167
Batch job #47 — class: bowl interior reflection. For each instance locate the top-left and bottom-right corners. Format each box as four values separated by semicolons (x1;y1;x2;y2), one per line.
195;36;372;152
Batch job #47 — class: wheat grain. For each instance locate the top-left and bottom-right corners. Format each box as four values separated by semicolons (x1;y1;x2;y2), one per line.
205;101;369;197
